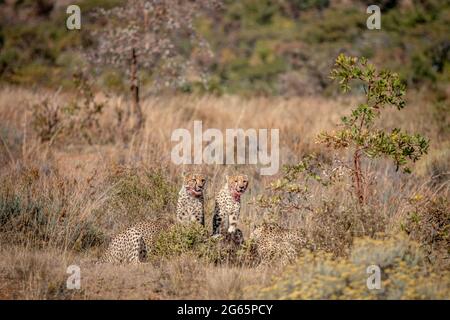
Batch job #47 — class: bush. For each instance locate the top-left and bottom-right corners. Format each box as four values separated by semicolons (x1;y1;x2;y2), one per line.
256;236;450;299
153;223;219;260
255;154;385;257
309;201;385;256
106;166;177;223
30;95;64;143
319;54;429;203
0;192;106;251
0;166;106;250
404;196;450;270
153;223;251;265
30;73;106;144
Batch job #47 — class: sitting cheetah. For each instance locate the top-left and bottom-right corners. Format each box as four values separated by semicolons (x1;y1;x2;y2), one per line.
249;222;307;266
212;174;249;235
176;172;207;226
99;172;206;264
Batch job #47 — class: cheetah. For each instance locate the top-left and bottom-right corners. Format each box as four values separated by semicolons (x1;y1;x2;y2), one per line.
176;172;207;226
99;172;206;264
249;222;307;266
212;174;249;235
99;219;170;264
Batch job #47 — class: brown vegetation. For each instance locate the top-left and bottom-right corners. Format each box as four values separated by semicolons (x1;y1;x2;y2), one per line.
0;86;448;299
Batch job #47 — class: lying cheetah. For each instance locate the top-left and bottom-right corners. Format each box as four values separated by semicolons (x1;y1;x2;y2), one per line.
99;219;170;264
249;222;307;266
99;172;206;264
212;174;249;235
176;172;207;226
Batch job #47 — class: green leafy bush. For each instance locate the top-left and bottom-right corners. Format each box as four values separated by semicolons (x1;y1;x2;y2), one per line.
107;166;177;223
153;223;252;265
319;54;429;202
153;223;221;261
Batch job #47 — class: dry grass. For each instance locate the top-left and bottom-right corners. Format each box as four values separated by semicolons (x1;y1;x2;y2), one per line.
0;86;448;299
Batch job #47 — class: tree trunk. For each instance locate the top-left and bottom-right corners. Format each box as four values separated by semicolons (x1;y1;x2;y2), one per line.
130;47;144;131
353;150;364;204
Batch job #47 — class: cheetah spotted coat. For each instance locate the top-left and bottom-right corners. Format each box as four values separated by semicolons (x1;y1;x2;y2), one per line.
212;175;248;235
99;173;206;264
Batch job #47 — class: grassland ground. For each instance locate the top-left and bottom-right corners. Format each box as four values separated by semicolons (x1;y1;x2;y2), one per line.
0;87;448;299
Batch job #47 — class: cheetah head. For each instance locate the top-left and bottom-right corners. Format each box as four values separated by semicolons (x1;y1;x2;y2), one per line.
183;172;207;197
226;174;249;201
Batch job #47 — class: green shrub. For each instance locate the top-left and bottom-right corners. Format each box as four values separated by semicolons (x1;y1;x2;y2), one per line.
153;223;219;260
319;54;429;203
256;236;450;299
107;166;177;222
153;223;252;265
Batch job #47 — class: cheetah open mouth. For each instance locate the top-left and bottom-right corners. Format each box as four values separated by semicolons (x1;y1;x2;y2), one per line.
188;187;203;197
231;189;244;202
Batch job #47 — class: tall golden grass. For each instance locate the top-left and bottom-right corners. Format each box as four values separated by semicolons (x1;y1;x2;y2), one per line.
0;86;448;299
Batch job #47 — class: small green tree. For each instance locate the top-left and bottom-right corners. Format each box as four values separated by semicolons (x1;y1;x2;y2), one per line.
318;54;429;203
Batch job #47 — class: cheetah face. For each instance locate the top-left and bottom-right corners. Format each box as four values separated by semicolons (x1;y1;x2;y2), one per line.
184;173;207;197
227;174;249;197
